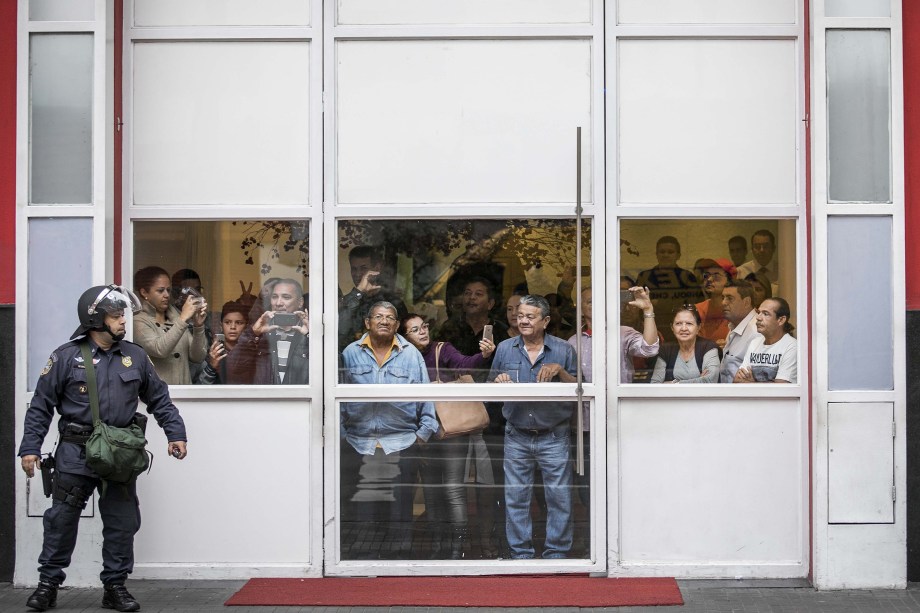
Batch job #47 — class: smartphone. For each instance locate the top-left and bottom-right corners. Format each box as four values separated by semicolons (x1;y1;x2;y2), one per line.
620;290;634;304
272;312;300;327
482;324;494;344
214;333;225;344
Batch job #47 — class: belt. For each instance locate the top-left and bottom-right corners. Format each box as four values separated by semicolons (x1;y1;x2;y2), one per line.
512;425;555;436
62;432;91;445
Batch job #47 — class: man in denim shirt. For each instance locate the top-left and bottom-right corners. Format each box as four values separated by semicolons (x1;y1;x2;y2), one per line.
340;301;438;558
489;294;577;559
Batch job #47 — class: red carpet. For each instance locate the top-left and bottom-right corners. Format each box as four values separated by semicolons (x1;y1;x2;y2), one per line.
225;576;683;607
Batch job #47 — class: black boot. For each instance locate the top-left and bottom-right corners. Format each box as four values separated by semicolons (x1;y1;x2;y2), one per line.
26;581;57;611
450;526;469;560
428;523;448;559
102;583;140;612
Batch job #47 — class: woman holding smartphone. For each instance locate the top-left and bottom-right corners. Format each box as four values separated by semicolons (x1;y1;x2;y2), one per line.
198;301;249;385
133;266;208;385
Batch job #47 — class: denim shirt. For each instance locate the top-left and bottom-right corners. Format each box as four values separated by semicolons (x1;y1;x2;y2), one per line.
340;333;439;455
489;333;578;430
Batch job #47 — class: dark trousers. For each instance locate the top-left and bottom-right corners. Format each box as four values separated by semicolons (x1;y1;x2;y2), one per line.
38;471;141;586
419;435;469;527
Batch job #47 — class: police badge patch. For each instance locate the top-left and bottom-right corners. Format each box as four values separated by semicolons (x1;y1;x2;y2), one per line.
122;356;133;368
41;357;53;376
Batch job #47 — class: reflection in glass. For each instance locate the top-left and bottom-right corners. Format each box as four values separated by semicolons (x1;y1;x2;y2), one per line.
338;400;591;561
30;34;93;204
826;30;891;203
133;220;309;385
336;218;593;366
620;219;798;383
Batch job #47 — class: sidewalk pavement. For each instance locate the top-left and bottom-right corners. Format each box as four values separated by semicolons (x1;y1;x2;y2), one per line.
2;579;919;612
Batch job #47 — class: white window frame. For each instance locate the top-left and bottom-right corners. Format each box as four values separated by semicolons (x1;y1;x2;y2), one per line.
605;0;811;580
322;0;608;575
810;0;906;589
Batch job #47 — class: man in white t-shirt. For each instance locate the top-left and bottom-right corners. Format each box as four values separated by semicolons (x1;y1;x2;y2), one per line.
734;297;797;384
719;279;762;383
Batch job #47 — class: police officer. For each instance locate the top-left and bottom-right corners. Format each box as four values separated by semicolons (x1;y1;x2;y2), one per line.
18;285;188;612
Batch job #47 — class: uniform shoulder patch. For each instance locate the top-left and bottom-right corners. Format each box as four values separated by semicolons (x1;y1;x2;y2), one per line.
40;354;55;376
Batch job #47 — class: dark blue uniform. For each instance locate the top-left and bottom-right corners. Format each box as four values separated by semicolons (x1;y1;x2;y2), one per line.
18;337;187;587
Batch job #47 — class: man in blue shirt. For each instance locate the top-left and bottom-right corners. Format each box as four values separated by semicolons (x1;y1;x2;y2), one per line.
340;301;438;559
489;294;577;559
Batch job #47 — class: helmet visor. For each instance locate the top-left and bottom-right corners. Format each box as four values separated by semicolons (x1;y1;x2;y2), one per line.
88;284;143;316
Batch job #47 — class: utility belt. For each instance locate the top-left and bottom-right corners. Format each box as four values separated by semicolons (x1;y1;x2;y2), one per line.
60;421;93;445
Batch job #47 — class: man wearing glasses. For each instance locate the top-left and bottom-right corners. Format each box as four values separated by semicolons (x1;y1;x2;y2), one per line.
489;294;578;559
339;301;438;559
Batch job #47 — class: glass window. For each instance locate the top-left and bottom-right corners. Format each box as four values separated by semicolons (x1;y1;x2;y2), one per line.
132;220;310;385
827;217;893;390
620;219;797;384
826;30;891;203
29;34;93;205
28;218;94;390
338;398;593;561
336;218;593;382
30;0;94;21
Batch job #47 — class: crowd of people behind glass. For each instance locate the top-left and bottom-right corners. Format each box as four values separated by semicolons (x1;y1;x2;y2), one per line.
132;230;795;388
130;230;796;560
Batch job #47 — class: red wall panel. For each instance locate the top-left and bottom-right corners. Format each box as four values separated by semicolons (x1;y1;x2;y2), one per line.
0;0;16;305
906;0;920;309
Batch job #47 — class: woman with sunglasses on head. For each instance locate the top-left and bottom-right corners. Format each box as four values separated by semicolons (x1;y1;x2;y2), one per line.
400;313;495;560
651;304;720;384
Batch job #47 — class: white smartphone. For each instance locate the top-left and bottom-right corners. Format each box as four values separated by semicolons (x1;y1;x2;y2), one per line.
483;324;494;344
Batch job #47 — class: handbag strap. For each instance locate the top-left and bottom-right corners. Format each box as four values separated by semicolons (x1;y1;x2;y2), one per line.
79;342;102;426
434;342;444;383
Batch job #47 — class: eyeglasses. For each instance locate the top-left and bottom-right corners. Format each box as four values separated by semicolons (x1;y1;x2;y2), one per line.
369;314;397;323
406;323;430;335
672;303;698;313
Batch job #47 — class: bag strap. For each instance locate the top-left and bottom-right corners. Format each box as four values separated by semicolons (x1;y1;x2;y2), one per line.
434;342;444;383
79;342;102;426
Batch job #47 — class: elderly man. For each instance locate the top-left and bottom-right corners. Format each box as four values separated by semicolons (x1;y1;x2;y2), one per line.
734;297;797;384
719;279;762;383
340;301;439;559
490;294;578;559
226;278;309;384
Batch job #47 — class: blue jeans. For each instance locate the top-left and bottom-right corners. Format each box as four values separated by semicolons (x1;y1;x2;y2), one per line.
503;424;573;559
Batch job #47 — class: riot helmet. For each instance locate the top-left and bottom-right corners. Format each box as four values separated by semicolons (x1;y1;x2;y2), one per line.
71;284;143;341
